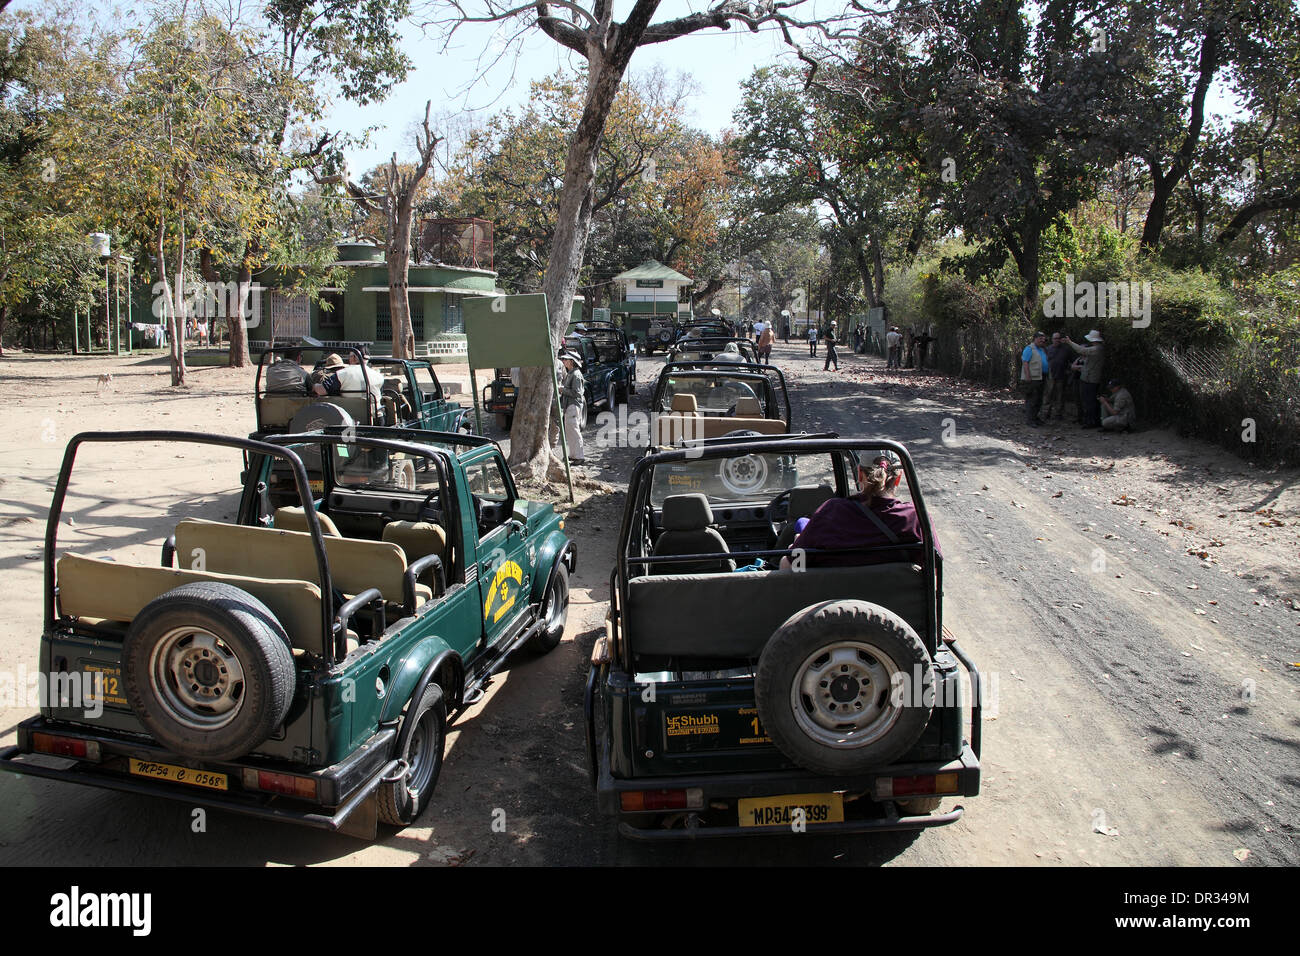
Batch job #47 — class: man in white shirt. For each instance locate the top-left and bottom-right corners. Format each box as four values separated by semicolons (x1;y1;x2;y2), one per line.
886;327;903;369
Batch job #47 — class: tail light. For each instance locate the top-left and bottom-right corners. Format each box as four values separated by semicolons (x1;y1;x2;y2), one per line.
31;733;101;761
620;788;704;812
875;772;959;800
242;768;318;800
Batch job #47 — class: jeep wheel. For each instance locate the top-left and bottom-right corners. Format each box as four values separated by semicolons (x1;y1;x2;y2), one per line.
122;582;296;761
606;380;618;412
755;600;933;776
528;564;569;653
378;685;446;826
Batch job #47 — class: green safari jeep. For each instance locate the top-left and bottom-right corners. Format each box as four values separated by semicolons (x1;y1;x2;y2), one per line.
585;435;981;839
0;427;573;838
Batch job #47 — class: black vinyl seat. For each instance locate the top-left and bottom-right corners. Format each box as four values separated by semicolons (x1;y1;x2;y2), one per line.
651;494;735;574
773;484;835;550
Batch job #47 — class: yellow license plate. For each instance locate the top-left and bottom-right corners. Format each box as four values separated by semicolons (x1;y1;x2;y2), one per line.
308;479;324;492
129;759;228;791
738;792;844;828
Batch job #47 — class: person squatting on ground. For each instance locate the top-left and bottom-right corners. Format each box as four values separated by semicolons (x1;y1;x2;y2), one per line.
886;326;902;369
1099;378;1136;432
558;349;586;463
823;323;839;371
1020;330;1050;427
779;453;940;570
1064;329;1106;428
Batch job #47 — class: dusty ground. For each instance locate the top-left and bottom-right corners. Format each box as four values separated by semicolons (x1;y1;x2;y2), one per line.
0;346;1295;866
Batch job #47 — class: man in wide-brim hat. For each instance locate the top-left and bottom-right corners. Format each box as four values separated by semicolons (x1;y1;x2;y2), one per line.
558;350;586;463
1063;329;1106;428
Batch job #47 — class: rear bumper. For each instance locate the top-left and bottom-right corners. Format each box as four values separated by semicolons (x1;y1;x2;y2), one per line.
0;716;396;836
595;744;979;840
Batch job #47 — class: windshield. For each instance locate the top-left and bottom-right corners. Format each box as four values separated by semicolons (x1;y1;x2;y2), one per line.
660;374;767;416
650;449;838;505
647;446;915;508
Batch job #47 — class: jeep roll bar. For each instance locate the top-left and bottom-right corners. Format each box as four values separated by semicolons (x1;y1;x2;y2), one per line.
612;437;939;671
46;432;335;661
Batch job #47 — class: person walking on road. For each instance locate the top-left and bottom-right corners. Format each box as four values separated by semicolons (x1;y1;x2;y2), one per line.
886;326;902;369
757;324;776;364
823;323;839;371
807;325;818;356
1064;330;1106;428
558;350;586;463
1019;330;1050;427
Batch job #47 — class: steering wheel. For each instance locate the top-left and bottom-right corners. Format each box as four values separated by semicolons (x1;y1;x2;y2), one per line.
766;488;795;541
382;387;413;419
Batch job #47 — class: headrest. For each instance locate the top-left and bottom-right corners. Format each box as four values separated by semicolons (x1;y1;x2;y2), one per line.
788;484;834;518
661;493;714;531
734;396;762;416
670;393;698;413
275;506;341;537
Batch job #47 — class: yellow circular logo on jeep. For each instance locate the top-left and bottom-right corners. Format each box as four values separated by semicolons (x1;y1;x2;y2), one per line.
484;560;524;624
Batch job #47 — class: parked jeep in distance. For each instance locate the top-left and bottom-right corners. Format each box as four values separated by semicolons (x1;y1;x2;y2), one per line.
255;345;473;437
585;436;980;838
1;427;574;838
563;323;637;418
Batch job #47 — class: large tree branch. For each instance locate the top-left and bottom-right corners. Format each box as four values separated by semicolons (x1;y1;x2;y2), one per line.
1216;190;1300;245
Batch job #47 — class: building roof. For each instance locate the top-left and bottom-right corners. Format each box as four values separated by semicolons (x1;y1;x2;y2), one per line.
613;260;692;284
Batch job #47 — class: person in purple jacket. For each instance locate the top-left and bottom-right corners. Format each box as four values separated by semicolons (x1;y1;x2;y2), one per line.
779;453;940;569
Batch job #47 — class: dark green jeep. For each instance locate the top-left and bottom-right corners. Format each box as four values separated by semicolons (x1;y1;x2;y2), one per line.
585;436;980;838
0;427;573;838
255;346;474;436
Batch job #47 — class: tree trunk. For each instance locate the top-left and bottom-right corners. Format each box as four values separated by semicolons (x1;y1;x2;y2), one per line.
0;303;6;356
388;195;416;360
508;57;627;479
1140;27;1220;251
228;264;252;367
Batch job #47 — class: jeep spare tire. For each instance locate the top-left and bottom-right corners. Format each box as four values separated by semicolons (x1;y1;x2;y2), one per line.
122;582;296;761
755;600;933;776
289;401;354;434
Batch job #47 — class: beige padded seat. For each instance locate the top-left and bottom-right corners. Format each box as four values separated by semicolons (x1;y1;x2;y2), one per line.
733;396;763;416
670;393;699;413
274;506;341;537
56;553;329;656
175;519;431;607
696;416;788;438
381;521;447;589
258;394;317;428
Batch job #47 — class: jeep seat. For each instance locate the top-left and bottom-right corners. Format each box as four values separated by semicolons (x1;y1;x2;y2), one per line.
733;396;763;417
651;494;735;574
56;553;330;657
274;506;341;537
382;521;447;587
774;484;835;550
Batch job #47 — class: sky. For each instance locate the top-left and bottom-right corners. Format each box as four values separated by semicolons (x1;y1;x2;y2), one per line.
329;7;804;174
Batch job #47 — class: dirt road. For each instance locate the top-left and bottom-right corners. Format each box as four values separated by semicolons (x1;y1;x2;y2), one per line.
0;347;1294;865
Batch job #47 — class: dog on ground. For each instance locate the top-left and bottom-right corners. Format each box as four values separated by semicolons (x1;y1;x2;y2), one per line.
95;372;114;394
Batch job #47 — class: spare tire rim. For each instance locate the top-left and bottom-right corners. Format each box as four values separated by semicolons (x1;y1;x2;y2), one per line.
719;454;768;496
790;641;902;749
150;627;247;731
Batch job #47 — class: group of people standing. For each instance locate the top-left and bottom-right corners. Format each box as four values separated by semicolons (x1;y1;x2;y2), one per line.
1020;329;1134;431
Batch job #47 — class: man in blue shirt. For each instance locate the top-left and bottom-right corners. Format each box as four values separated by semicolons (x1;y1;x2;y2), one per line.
1020;331;1050;427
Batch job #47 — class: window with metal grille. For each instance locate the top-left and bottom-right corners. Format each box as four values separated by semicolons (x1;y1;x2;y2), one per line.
376;295;425;343
442;294;464;333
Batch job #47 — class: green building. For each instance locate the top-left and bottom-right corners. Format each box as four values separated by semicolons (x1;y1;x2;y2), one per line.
248;241;501;363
